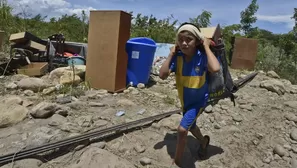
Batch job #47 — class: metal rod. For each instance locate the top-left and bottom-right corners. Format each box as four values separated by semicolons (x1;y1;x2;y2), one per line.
0;110;181;165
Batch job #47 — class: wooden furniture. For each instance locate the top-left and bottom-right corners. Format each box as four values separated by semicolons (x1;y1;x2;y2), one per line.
85;10;132;93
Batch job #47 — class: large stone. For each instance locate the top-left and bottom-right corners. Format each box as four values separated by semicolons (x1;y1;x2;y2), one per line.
49;65;85;84
267;71;280;79
158;114;182;131
30;102;63;118
284;101;297;109
17;77;49;92
68;147;136;168
260;79;286;95
0;103;28;128
59;72;81;85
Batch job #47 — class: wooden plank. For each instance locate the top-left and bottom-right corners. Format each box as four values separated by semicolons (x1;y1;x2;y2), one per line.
230;37;258;70
11;40;46;53
9;31;47;45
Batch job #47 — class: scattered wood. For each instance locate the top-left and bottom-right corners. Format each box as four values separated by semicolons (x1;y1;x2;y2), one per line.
11;40;46;54
9;31;47;46
17;62;48;77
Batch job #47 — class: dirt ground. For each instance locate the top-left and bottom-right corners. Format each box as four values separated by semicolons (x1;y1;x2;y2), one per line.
0;68;296;168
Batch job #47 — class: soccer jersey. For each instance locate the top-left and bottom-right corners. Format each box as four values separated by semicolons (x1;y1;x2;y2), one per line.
170;50;209;111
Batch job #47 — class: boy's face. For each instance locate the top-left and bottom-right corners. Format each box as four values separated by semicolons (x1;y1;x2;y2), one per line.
177;31;201;56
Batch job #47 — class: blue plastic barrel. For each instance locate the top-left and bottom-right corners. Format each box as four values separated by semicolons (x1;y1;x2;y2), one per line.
126;37;157;86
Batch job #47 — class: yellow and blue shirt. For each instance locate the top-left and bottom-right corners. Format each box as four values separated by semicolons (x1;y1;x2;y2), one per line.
170;50;209;111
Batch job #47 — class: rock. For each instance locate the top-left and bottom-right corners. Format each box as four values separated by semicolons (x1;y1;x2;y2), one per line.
239;104;253;111
90;141;106;149
59;122;81;133
66;101;84;110
68;147;135;168
256;133;264;140
291;158;297;168
17;77;49;92
42;86;56;95
158;114;182;131
291;129;297;141
30;102;62;118
140;157;152;166
89;102;105;107
214;123;221;129
59;72;81;85
24;89;34;96
134;144;146;153
49;114;68;126
0;158;42;168
49;65;85;84
5;82;17;89
0;103;28;128
205;105;213;113
284;101;297;109
76;115;93;127
94;120;109;127
56;95;72;104
284;144;292;151
273;144;286;157
267;71;280;79
26;127;55;148
260;79;286;95
116;99;136;106
3;96;23;105
131;89;140;95
137;83;145;89
286;113;297;122
232;115;243;122
56;109;69;117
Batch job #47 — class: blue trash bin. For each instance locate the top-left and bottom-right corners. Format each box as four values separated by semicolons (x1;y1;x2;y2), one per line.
126;37;157;86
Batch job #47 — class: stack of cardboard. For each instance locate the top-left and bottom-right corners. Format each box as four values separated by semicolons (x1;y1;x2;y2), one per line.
9;32;49;76
9;31;47;53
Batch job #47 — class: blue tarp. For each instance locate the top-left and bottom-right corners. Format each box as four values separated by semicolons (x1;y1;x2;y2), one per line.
154;43;174;58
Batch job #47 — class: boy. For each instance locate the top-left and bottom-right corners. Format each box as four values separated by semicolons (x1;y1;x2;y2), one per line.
159;23;220;167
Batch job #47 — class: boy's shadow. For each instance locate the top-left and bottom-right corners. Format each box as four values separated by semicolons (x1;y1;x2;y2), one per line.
154;133;224;168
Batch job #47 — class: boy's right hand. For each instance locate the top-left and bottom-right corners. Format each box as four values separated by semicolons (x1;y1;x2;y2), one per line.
170;45;179;55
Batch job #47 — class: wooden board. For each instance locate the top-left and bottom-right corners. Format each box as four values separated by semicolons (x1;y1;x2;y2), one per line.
9;32;47;45
230;37;258;70
17;62;48;76
11;40;46;53
85;10;131;93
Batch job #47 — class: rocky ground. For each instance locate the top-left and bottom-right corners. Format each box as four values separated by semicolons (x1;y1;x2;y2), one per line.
0;65;296;168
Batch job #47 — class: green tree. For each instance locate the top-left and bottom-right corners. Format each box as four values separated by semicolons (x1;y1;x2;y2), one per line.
189;10;212;28
240;0;259;36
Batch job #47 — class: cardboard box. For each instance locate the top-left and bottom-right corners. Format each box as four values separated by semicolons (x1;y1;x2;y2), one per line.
200;24;222;44
17;62;48;76
9;31;47;45
85;10;132;93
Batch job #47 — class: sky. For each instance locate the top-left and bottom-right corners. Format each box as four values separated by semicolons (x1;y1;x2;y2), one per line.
7;0;297;34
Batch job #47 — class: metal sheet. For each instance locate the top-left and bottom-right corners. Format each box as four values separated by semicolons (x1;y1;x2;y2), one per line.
230;37;258;70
